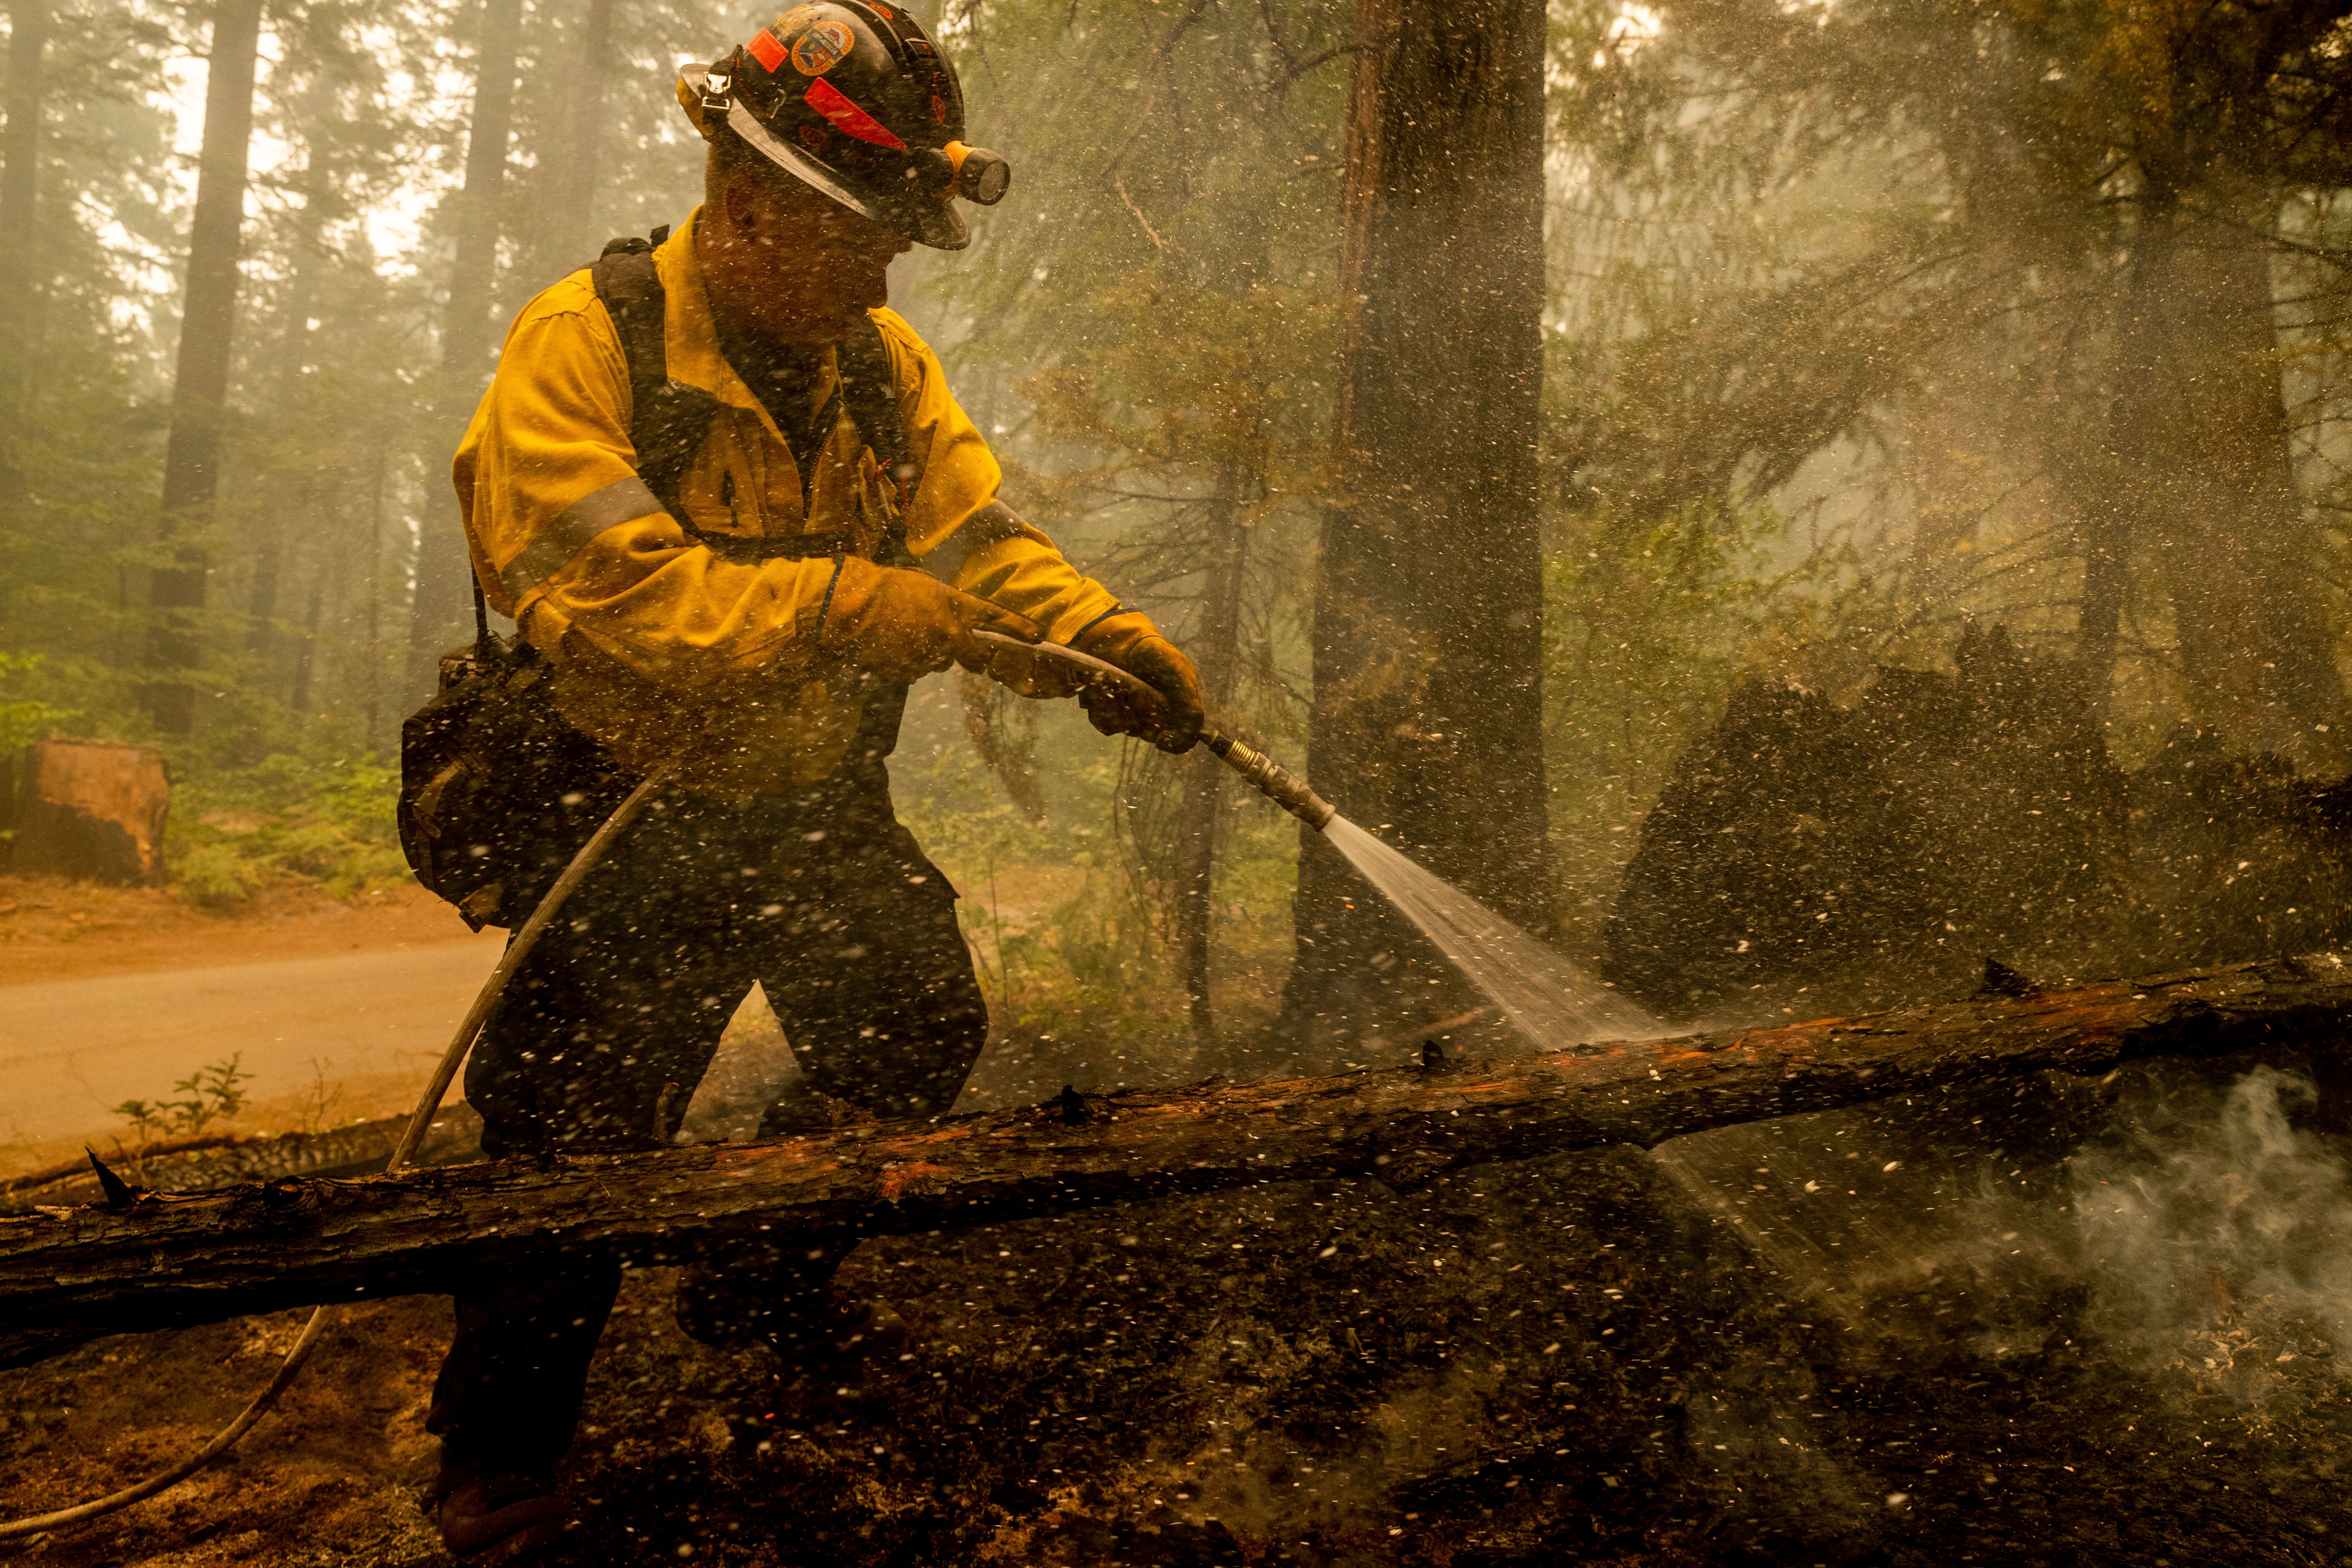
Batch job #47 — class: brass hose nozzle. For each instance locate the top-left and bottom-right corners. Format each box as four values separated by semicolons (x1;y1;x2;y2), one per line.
1199;729;1336;831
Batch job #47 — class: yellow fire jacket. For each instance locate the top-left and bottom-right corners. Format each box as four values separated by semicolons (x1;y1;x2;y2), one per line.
452;213;1120;796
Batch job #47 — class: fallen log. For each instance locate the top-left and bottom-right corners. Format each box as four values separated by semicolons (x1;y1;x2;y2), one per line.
6;954;2350;1367
1;1104;485;1206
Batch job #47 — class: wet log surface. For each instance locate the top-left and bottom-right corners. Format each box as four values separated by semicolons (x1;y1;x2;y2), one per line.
7;952;2352;1368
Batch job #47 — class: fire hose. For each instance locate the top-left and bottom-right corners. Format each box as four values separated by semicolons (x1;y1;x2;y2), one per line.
0;764;675;1541
0;636;1327;1540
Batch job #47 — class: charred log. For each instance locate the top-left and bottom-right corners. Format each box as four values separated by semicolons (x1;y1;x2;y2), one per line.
2;1104;484;1206
4;954;2350;1367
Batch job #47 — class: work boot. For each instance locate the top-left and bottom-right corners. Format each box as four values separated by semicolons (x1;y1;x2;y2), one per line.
431;1467;568;1563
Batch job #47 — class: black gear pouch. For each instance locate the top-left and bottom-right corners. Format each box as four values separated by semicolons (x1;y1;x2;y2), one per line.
398;628;631;930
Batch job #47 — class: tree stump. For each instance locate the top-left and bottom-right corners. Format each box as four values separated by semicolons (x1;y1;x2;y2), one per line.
7;736;171;885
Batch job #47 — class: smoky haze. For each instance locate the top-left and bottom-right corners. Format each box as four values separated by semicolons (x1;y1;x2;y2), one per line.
5;0;2352;1561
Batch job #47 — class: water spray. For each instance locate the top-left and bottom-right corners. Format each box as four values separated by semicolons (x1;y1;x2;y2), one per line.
971;631;1335;831
978;631;1662;1046
7;634;1605;1543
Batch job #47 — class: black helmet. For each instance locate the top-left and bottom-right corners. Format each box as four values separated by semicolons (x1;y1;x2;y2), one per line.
678;1;1011;251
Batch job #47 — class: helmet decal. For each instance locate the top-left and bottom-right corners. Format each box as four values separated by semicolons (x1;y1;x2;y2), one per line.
746;27;788;70
790;19;854;76
805;76;906;151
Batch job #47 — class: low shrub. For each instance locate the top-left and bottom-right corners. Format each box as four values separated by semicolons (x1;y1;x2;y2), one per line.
164;753;409;904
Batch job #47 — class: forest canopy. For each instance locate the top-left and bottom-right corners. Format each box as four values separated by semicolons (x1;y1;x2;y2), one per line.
5;0;2352;1052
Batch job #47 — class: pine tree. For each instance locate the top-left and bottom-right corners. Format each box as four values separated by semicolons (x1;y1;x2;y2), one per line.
404;0;524;698
143;0;265;737
0;0;46;515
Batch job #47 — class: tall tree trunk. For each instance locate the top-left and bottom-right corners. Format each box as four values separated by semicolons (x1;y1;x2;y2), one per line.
0;0;46;524
1173;199;1270;1053
246;116;336;675
1174;468;1250;1045
366;440;388;752
1278;0;1551;1061
2125;190;2345;766
2067;212;2162;729
534;0;613;275
141;0;265;737
289;568;325;715
242;514;279;665
403;0;524;699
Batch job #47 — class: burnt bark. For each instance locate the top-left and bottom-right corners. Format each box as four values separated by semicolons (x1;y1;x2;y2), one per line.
7;955;2348;1367
403;0;525;699
141;0;264;737
1282;0;1552;1057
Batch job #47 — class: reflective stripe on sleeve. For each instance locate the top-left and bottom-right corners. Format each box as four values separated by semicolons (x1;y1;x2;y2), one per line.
921;498;1032;583
499;476;667;599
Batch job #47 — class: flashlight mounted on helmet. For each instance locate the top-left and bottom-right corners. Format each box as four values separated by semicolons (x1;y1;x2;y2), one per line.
906;140;1010;206
679;1;1011;251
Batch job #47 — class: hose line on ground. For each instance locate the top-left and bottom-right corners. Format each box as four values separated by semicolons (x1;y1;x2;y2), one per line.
0;763;676;1542
5;647;1328;1540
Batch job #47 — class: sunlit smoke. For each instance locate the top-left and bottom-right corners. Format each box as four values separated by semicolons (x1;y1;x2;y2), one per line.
2072;1066;2352;1402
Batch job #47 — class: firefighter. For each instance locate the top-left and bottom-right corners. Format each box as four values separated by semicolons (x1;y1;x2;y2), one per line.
423;4;1204;1557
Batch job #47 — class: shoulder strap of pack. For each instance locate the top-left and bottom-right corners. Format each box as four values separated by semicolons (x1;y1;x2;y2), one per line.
834;316;917;565
589;230;722;515
833;315;1034;584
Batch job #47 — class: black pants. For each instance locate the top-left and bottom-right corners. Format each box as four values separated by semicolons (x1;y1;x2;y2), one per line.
425;761;987;1474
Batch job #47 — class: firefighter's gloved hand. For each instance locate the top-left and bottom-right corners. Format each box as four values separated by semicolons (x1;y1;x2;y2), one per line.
819;557;1038;683
1073;613;1205;754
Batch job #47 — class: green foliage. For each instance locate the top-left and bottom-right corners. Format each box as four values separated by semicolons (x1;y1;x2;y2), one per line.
1543;497;1837;942
164;753;408;904
893;714;1076;876
172;842;269;907
0;653;76;752
970;870;1168;1036
112;1054;251;1150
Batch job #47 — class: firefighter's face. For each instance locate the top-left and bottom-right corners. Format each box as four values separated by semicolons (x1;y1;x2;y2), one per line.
714;170;910;345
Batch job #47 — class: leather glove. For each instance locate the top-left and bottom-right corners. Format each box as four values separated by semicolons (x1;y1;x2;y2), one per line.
819;556;1039;683
1073;612;1206;754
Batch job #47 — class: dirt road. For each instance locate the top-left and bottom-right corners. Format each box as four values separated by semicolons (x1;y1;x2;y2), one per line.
1;937;504;1165
0;879;507;1177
